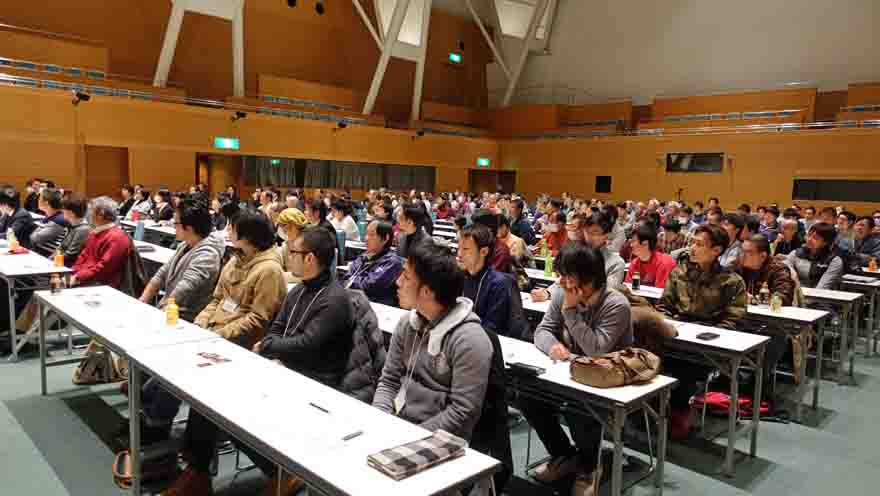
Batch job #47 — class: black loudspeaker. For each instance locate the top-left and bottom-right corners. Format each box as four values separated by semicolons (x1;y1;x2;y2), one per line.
596;176;612;193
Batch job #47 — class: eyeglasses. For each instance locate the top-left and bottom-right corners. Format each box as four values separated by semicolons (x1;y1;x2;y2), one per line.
289;249;312;257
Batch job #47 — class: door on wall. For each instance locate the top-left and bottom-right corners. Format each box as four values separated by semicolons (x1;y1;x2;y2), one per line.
498;171;516;194
469;169;498;195
85;146;129;199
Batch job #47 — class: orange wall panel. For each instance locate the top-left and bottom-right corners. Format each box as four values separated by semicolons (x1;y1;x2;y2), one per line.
846;82;880;106
0;25;108;70
129;148;195;193
652;88;817;121
84;145;128;198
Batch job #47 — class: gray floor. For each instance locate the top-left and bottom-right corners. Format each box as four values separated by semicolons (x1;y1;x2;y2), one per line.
3;336;880;496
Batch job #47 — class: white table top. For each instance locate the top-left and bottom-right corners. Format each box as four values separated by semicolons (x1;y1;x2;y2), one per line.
370;302;677;407
623;283;664;301
521;292;550;314
35;286;217;353
746;304;829;324
120;220;176;236
347;240;367;251
432;230;456;240
842;274;880;288
802;287;864;304
133;240;175;266
857;268;880;279
524;268;557;284
667;320;769;354
0;250;71;277
129;338;499;496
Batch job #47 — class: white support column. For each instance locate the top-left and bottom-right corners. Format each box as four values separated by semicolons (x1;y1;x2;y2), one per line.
232;1;245;97
487;0;507;61
363;0;411;115
501;0;548;106
154;2;186;88
410;0;433;122
352;0;383;50
465;0;509;79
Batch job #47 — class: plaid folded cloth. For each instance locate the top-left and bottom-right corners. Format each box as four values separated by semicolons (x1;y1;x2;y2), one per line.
367;430;467;481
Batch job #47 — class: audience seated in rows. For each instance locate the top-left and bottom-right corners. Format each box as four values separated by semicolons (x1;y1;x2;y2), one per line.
29;188;68;257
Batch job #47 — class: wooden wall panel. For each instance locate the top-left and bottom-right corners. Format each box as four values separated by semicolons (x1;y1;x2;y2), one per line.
0;1;490;108
0;25;108;70
0;85;497;194
435;167;469;193
846;82;880;106
84;145;128;198
502;129;880;213
258;75;361;110
564;101;633;127
652;88;818;121
0;139;77;192
422;101;480;126
816;90;848;121
128;148;195;193
203;154;243;197
487;104;563;138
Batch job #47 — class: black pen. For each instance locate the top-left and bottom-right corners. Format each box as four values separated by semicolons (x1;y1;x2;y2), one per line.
342;430;363;442
309;402;330;414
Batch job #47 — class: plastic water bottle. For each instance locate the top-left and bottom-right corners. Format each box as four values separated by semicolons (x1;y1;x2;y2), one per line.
134;220;145;241
8;229;19;251
165;297;179;326
632;270;641;291
53;247;64;267
544;253;554;278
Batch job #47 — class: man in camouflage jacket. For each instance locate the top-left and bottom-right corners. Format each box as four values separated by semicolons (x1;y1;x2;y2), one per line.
656;224;747;439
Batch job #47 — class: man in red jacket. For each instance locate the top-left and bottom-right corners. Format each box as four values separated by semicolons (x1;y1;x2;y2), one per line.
70;196;131;288
625;223;677;289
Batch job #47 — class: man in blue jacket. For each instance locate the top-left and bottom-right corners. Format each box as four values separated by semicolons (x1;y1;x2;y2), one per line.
458;223;513;336
509;198;536;246
342;220;403;306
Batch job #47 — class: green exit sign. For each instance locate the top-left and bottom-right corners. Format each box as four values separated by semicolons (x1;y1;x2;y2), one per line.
448;52;462;64
270;159;281;165
213;137;240;150
476;157;490;168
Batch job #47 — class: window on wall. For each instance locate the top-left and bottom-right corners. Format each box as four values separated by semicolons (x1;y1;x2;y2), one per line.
666;153;724;173
793;179;880;202
595;176;612;193
244;155;436;191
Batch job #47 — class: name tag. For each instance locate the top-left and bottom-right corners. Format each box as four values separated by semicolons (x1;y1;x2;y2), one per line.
221;298;239;313
393;386;407;415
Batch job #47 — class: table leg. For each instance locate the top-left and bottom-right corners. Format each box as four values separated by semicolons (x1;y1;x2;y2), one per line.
850;301;860;378
870;291;878;356
839;305;851;385
129;364;142;495
656;388;669;495
795;329;808;423
610;407;626;496
39;300;47;396
750;348;764;458
724;356;741;477
7;278;17;362
813;320;825;410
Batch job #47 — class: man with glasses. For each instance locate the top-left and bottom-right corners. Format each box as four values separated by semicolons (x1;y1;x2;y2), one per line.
851;216;880;269
520;243;632;496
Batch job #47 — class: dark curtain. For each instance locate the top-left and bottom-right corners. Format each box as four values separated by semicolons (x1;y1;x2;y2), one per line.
244;157;298;186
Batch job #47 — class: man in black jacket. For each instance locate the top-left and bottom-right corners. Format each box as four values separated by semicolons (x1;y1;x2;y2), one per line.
256;225;354;387
0;184;37;248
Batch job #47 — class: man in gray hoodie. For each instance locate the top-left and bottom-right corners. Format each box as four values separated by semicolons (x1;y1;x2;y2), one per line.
521;243;632;496
132;196;225;441
373;242;493;442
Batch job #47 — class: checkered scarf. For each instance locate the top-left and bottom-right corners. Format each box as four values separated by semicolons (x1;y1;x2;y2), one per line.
367;430;467;480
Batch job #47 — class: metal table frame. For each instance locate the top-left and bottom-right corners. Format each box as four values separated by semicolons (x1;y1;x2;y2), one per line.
664;338;767;476
841;279;880;357
3;268;70;362
803;293;863;385
509;374;673;496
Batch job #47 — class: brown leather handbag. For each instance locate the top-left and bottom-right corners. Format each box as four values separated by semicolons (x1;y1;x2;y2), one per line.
569;347;661;388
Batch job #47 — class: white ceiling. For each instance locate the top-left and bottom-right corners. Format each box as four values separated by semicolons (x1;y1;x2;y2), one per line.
434;0;880;106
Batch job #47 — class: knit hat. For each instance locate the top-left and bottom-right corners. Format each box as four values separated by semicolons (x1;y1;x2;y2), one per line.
276;208;308;228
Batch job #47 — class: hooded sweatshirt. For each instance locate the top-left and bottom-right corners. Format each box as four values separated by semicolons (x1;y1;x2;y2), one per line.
194;247;286;348
373;297;492;441
151;232;226;322
29;210;69;257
